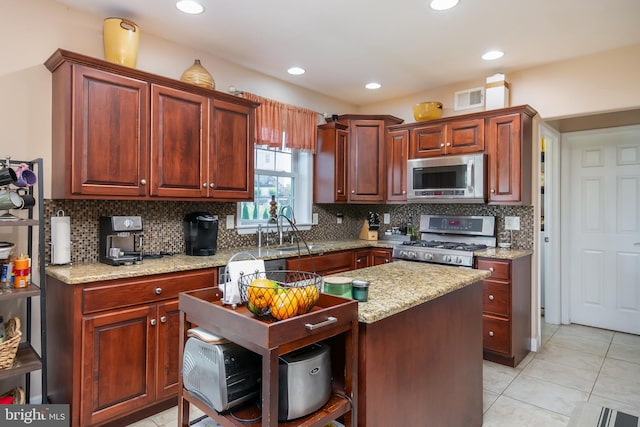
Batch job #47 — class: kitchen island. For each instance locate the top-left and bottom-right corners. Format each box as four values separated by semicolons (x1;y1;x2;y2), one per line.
340;260;491;427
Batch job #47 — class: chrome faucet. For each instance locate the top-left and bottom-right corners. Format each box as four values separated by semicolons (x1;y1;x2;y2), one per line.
257;217;278;248
278;205;295;245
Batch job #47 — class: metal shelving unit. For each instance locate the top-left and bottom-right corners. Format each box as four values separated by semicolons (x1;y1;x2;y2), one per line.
0;157;47;403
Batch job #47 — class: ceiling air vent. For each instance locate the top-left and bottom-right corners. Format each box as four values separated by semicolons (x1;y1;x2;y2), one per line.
454;87;484;111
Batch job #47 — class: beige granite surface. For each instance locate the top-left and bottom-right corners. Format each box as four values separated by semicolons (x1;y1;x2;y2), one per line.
475;247;533;260
45;240;395;284
333;260;491;324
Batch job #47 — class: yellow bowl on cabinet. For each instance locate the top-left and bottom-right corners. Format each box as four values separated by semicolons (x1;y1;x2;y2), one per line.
413;101;443;121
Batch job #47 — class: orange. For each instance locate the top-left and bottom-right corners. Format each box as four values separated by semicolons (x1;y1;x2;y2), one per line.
247;278;277;309
270;290;299;320
290;287;309;315
304;285;319;306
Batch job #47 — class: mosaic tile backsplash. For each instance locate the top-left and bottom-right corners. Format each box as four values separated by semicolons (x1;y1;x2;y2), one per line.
44;199;534;264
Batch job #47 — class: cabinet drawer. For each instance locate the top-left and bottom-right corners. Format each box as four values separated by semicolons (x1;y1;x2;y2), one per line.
286;250;354;276
483;315;510;355
476;259;510;280
83;269;215;313
482;280;510;317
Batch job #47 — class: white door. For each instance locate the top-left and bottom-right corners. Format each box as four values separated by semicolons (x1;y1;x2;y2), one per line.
562;125;640;335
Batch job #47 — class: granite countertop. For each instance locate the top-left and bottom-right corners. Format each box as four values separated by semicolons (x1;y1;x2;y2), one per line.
46;240;396;284
475;247;533;260
334;260;491;324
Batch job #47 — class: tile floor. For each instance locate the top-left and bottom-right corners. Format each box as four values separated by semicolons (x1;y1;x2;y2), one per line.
129;321;640;427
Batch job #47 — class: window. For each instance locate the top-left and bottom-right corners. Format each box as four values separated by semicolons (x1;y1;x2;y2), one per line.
237;145;313;233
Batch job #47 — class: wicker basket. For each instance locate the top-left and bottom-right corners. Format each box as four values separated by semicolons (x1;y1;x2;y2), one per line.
0;386;25;404
0;317;21;370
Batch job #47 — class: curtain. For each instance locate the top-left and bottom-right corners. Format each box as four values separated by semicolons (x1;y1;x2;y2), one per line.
244;92;318;152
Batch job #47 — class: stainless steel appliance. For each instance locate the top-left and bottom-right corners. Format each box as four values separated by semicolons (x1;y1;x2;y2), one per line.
407;153;486;203
392;215;495;267
184;212;218;256
99;216;144;266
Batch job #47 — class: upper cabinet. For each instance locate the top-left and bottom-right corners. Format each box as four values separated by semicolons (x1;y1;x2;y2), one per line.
386;128;409;202
409;118;485;158
45;49;257;201
314;115;403;204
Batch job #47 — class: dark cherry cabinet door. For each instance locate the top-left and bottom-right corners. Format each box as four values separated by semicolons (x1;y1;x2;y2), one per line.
349;120;386;202
386;128;409;202
410;123;446;157
71;65;149;196
447;118;485;154
334;127;349;202
81;305;155;426
314;123;349;203
156;300;181;400
209;99;254;200
370;248;392;265
150;84;208;198
487;113;530;204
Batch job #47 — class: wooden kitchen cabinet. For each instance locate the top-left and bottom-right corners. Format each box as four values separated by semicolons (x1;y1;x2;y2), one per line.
178;288;358;427
286;249;354;276
386;128;409;202
45;48;257;201
476;255;531;367
354;247;392;268
315;122;349;203
46;268;216;427
409;117;484;158
486;106;536;205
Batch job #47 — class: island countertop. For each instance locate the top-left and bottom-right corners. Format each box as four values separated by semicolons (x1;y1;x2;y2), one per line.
329;260;491;323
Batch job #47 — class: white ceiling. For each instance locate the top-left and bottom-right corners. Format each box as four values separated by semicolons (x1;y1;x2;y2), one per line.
54;0;640;107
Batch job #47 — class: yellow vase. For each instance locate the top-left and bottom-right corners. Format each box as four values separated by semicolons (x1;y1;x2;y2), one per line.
103;17;140;68
180;59;215;90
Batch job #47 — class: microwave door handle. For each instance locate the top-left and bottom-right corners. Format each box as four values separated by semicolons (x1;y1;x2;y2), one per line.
467;159;474;191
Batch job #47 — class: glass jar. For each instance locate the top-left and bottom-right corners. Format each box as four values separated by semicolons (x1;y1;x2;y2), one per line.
323;276;352;299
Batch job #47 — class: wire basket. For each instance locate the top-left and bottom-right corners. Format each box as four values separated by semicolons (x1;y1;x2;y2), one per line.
237;270;322;320
0;317;21;370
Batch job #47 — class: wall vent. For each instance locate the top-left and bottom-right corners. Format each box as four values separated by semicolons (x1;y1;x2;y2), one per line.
454;87;484;111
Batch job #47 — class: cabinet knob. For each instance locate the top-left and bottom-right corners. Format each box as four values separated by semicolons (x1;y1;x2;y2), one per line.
385;258;389;263
488;294;494;301
150;319;157;326
402;190;406;194
440;143;445;147
160;316;167;323
202;183;208;188
351;190;355;194
489;267;494;272
490;188;495;193
488;331;494;337
209;183;215;188
337;190;343;194
140;179;146;185
446;142;451;147
155;287;162;295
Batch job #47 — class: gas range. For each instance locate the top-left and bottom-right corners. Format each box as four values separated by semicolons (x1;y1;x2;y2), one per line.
392;215;496;267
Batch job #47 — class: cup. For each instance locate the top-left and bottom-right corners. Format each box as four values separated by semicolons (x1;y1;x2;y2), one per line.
351;280;370;302
14;165;37;188
16;194;36;210
0;191;22;210
0;168;17;186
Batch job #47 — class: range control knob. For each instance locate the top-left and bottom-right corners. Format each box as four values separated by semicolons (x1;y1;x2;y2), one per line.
123;219;132;228
423;253;434;261
443;255;451;263
455;257;463;264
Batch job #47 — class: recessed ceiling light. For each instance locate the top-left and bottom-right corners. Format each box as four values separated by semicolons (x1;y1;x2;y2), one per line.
482;50;504;60
176;0;204;15
430;0;459;11
365;82;381;90
287;67;306;75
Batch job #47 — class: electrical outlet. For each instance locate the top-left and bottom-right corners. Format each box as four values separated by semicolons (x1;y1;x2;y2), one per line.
336;212;343;224
312;213;319;225
504;216;520;231
383;213;391;224
226;215;235;230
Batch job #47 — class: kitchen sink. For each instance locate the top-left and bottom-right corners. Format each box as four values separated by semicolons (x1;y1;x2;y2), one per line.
276;243;330;253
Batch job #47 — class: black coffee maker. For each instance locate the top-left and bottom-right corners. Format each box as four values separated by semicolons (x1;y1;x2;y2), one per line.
184;212;218;256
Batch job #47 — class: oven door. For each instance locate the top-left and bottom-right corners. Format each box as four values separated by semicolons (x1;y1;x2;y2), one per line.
407;153;485;203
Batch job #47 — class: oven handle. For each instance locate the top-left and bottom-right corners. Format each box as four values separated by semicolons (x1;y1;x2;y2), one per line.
467;159;474;191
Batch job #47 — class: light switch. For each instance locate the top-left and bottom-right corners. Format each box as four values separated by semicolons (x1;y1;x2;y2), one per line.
312;213;319;225
505;216;520;231
383;213;391;224
226;215;235;230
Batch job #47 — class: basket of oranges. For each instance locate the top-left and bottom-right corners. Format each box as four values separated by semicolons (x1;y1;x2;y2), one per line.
238;270;322;320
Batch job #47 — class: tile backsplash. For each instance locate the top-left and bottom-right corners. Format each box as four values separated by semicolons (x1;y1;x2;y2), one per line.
44;200;534;264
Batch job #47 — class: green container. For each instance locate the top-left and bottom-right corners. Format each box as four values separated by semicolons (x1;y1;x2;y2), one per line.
323;276;353;299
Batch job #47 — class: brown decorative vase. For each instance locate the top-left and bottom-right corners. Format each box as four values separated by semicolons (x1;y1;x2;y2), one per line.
180;59;215;90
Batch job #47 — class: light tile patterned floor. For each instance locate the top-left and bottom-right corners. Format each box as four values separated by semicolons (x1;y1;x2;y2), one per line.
130;322;640;426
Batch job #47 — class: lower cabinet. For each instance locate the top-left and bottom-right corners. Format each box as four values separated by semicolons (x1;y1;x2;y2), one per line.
476;255;531;367
285;249;354;276
46;269;216;427
354;247;392;268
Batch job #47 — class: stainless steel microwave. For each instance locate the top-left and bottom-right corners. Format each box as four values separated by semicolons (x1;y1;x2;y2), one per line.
407;153;486;203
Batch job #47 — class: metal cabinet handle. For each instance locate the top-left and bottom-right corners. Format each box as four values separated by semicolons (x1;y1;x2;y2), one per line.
488;331;494;337
351;190;355;194
440;143;445;147
385;258;389;263
150;319;157;326
337;189;343;194
488;294;494;301
305;316;337;331
202;182;207;188
402;190;406;194
210;183;215;188
140;179;146;185
490;188;495;193
155;287;162;295
160;316;167;323
489;267;494;272
446;142;451;147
